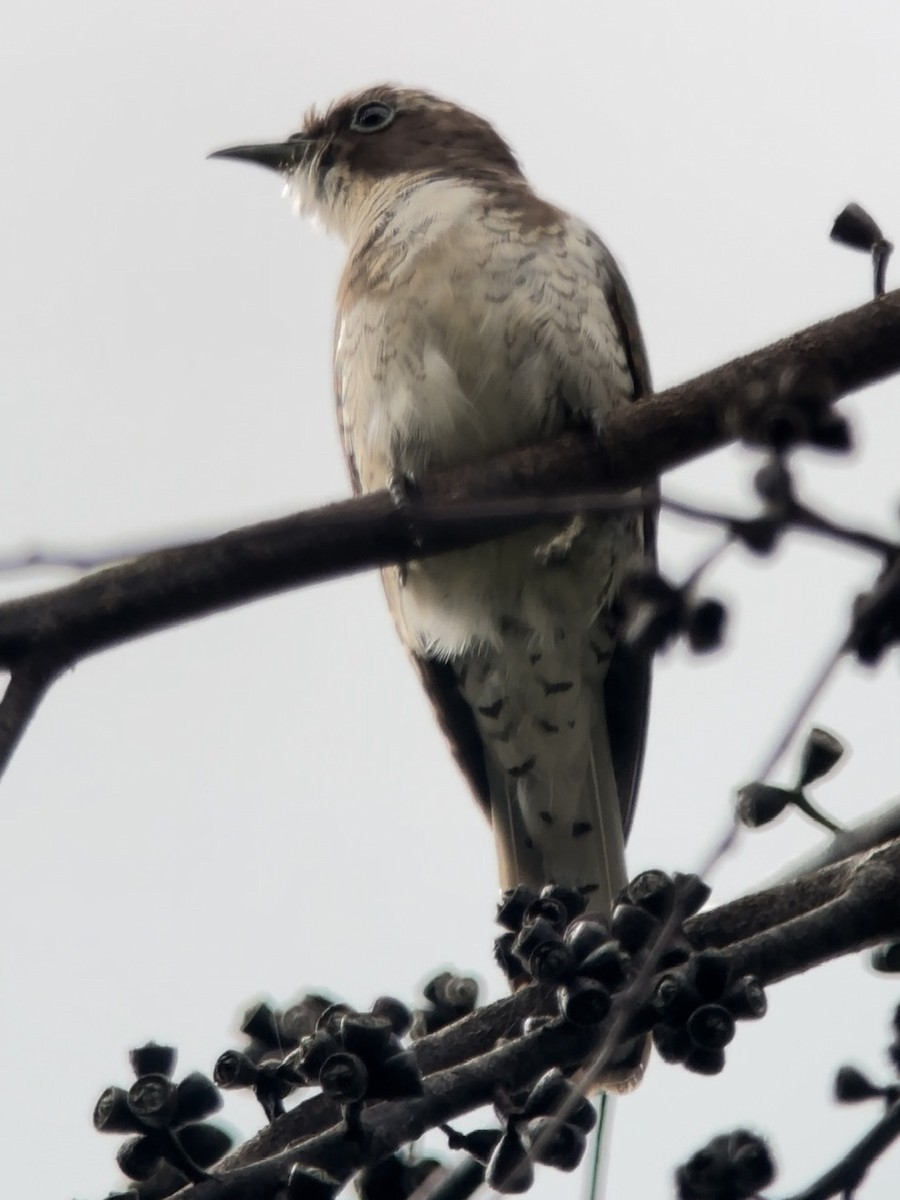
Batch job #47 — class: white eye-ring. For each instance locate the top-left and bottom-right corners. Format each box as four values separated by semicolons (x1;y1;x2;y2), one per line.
349;100;396;134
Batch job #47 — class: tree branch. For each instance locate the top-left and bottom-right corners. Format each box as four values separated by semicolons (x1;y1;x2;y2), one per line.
0;655;62;778
1;288;898;678
151;836;900;1200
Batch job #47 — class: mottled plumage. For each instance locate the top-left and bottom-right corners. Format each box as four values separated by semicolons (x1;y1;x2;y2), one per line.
212;85;654;921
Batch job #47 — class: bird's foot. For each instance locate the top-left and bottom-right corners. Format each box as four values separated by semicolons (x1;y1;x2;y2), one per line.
388;471;424;584
534;513;586;566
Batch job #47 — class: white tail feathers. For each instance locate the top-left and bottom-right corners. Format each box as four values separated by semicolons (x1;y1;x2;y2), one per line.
489;690;626;916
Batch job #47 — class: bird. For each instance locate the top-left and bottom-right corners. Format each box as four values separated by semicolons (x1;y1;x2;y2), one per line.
211;85;654;922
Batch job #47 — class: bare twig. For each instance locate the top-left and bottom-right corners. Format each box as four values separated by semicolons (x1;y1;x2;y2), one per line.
0;656;62;780
778;1099;900;1200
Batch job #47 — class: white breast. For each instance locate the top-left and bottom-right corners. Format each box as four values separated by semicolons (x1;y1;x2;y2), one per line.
334;177;640;657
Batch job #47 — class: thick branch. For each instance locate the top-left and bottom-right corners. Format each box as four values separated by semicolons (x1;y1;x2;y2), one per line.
165;836;900;1196
1;289;898;676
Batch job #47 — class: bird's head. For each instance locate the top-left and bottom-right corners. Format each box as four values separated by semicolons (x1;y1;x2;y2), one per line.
210;85;524;241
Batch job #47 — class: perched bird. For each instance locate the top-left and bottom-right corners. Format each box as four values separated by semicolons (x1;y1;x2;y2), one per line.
212;86;654;919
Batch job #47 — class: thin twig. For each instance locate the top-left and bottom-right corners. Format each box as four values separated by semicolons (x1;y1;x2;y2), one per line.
778;1099;900;1200
0;655;61;781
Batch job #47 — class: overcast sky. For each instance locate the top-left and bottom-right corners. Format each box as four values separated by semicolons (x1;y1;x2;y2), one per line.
2;2;900;1198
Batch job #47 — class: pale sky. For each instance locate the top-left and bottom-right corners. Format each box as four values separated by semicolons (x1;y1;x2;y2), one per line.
2;2;900;1198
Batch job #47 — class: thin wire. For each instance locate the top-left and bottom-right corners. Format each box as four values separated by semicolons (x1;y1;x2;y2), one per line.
584;1093;609;1200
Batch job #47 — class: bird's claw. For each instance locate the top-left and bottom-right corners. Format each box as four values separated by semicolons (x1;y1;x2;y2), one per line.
535;514;586;566
388;471;425;579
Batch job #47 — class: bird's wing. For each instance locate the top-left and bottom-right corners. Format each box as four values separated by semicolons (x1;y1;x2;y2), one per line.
398;220;655;836
568;224;656;838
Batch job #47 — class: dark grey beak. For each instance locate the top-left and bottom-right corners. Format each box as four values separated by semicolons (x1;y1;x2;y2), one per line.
207;139;310;173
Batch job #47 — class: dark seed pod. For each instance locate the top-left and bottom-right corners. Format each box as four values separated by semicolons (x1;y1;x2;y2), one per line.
316;1003;354;1035
523;1118;587;1171
564;918;609;960
626;870;676;920
280;995;333;1042
485;1127;534;1194
254;1064;297;1121
129;1044;177;1080
438;974;479;1012
370;996;412;1037
94;1086;143;1135
497;885;538;931
652;973;700;1023
611;902;659;953
831;202;886;252
672;873;712;917
808;411;852;453
684;1046;727;1075
513;917;564;964
687;1004;736;1050
558;978;611;1026
722;975;767;1020
319;1052;368;1103
657;936;693;970
241;1002;282;1047
127;1074;178;1129
652;1023;692;1064
736;782;795;828
357;1154;442;1200
688;949;730;999
578;942;629;989
540;884;587;921
446;1127;503;1163
339;1013;394;1062
172;1072;222;1126
523;895;570;932
369;1050;423;1099
687;599;726;653
834;1065;883;1103
117;1135;163;1181
214;1050;259;1090
566;1095;598;1134
520;1068;572;1117
178;1122;233;1169
495;932;526;983
529;939;576;983
754;458;794;507
730;515;781;555
798;727;844;786
295;1031;342;1081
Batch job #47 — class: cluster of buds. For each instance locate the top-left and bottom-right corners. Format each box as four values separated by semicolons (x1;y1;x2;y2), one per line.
495;872;709;1030
213;994;329;1121
93;1044;232;1188
279;999;421;1140
737;725;844;833
646;949;767;1076
728;366;850;460
442;1067;597;1194
619;566;727;656
676;1129;776;1200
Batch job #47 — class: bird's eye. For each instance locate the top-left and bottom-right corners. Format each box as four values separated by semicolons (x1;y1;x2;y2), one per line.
349;101;396;134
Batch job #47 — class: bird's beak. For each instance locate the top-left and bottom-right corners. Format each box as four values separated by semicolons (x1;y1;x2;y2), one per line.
207;139;311;173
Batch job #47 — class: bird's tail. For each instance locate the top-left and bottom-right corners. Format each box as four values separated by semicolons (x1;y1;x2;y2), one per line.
488;686;627;917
